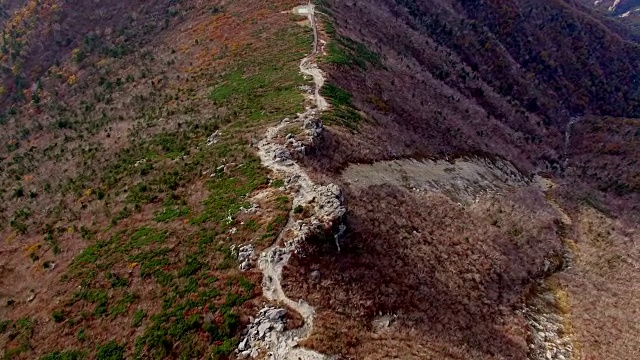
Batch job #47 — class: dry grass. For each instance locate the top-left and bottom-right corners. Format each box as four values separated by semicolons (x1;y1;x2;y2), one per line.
557;206;640;359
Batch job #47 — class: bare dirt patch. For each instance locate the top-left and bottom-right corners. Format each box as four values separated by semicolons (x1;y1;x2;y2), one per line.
341;157;528;204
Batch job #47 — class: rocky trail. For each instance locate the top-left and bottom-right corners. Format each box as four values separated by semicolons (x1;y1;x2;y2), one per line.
236;3;344;359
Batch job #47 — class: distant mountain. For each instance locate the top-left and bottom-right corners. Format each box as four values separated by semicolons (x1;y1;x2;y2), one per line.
591;0;640;15
578;0;640;29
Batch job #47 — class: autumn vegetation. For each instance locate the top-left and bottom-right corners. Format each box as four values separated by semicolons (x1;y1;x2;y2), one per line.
282;0;640;358
283;185;568;359
0;0;639;358
0;0;312;358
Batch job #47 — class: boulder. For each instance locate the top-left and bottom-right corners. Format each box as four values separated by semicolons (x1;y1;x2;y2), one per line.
238;337;249;352
274;149;291;162
207;131;221;145
240;260;251;271
258;322;271;339
310;270;321;282
266;308;287;320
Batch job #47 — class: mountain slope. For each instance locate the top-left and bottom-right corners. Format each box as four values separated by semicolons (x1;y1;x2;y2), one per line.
305;0;640;171
0;0;639;359
277;0;640;359
0;0;315;358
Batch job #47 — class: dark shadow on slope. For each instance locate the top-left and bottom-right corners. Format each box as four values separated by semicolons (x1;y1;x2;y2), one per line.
284;184;563;359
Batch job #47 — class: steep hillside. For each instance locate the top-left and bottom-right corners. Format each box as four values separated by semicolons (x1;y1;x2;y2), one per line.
278;0;640;359
304;0;640;171
305;0;640;210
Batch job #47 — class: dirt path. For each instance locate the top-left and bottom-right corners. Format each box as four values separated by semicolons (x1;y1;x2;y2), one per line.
297;2;328;111
241;3;343;359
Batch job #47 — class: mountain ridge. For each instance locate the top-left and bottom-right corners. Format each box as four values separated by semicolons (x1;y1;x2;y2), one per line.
0;0;639;359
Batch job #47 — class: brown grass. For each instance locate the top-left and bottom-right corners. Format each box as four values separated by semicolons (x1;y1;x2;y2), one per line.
557;206;640;359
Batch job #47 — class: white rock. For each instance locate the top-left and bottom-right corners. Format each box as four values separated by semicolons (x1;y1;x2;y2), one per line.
238;337;249;351
266;308;287;320
287;339;299;348
240;260;251;271
207;131;221;145
258;322;271;338
310;270;321;282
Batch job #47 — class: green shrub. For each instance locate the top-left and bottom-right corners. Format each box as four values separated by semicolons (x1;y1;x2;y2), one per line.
52;310;65;323
243;219;259;231
107;273;128;288
323;32;383;69
128;227;168;249
96;340;124;360
72;289;109;317
111;207;132;225
40;350;85;360
10;218;28;234
210;338;237;358
132;309;146;327
321;84;352;106
154;206;189;222
13;187;24;198
0;320;12;333
76;328;87;342
109;293;138;318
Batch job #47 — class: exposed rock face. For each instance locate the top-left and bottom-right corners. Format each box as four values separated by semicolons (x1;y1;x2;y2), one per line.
341;157;529;205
